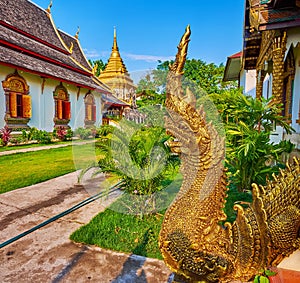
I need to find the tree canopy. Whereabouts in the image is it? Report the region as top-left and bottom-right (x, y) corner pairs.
(89, 59), (107, 77)
(136, 59), (237, 108)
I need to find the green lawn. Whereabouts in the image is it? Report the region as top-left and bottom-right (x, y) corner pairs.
(0, 142), (100, 194)
(70, 208), (165, 260)
(69, 175), (251, 260)
(0, 141), (253, 261)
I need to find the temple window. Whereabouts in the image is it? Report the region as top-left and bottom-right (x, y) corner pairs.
(53, 83), (71, 128)
(1, 71), (31, 129)
(84, 92), (96, 127)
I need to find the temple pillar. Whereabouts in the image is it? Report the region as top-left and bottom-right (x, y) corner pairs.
(271, 32), (287, 105)
(256, 70), (266, 100)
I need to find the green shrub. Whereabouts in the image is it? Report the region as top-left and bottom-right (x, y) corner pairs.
(210, 90), (295, 191)
(74, 127), (92, 140)
(22, 127), (52, 144)
(92, 121), (180, 215)
(53, 127), (72, 141)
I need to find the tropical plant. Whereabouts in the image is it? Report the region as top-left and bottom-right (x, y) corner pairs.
(22, 127), (38, 142)
(21, 127), (53, 144)
(74, 127), (92, 140)
(93, 122), (180, 215)
(0, 125), (12, 146)
(53, 126), (72, 141)
(226, 122), (294, 190)
(35, 130), (52, 144)
(210, 89), (295, 191)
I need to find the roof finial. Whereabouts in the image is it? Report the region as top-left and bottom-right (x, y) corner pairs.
(75, 26), (80, 39)
(46, 0), (52, 13)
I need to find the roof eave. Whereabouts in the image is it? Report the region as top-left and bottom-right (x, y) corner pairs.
(223, 54), (242, 82)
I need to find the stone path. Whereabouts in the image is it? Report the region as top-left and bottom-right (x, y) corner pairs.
(0, 171), (172, 283)
(0, 140), (94, 156)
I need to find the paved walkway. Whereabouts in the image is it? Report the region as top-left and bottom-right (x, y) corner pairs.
(0, 171), (172, 283)
(0, 144), (299, 282)
(0, 140), (94, 156)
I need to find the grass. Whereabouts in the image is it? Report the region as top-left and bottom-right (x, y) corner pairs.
(0, 142), (100, 194)
(70, 208), (165, 260)
(0, 139), (253, 260)
(70, 179), (252, 260)
(0, 140), (70, 152)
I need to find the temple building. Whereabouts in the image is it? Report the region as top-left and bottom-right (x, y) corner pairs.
(224, 0), (300, 149)
(0, 0), (111, 131)
(99, 28), (136, 103)
(99, 29), (145, 124)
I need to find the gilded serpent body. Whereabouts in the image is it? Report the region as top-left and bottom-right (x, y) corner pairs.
(159, 26), (300, 283)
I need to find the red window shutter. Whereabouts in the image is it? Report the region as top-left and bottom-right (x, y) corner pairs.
(92, 105), (96, 121)
(10, 92), (17, 118)
(57, 100), (63, 119)
(86, 105), (92, 121)
(63, 101), (71, 120)
(22, 95), (32, 118)
(85, 104), (88, 120)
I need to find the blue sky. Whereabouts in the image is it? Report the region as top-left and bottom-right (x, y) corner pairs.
(33, 0), (245, 73)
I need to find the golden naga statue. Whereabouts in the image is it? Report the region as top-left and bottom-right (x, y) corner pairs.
(159, 26), (300, 283)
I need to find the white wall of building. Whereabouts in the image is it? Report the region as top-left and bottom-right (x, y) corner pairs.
(285, 42), (300, 149)
(0, 65), (103, 132)
(0, 65), (9, 129)
(262, 73), (272, 100)
(291, 46), (300, 134)
(240, 69), (256, 97)
(239, 32), (300, 148)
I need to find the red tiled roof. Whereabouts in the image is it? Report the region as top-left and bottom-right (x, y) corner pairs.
(228, 51), (242, 59)
(0, 0), (110, 94)
(0, 0), (67, 52)
(0, 45), (107, 92)
(0, 25), (82, 72)
(58, 30), (92, 71)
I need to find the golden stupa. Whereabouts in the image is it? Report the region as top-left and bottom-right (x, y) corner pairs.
(98, 28), (136, 103)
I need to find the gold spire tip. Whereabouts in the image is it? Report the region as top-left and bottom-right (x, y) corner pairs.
(113, 26), (118, 51)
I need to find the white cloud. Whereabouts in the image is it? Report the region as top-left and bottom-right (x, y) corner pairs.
(83, 49), (109, 59)
(124, 53), (174, 63)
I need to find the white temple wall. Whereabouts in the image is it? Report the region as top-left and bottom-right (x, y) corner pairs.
(0, 65), (103, 132)
(0, 65), (9, 129)
(239, 69), (256, 97)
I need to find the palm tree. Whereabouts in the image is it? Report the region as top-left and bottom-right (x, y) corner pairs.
(95, 121), (180, 215)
